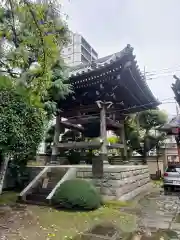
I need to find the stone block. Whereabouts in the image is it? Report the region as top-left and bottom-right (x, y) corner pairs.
(77, 165), (150, 201)
(171, 223), (180, 231)
(100, 187), (117, 196)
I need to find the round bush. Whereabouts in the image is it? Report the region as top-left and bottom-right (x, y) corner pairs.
(52, 179), (102, 210)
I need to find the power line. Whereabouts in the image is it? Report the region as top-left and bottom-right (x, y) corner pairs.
(145, 64), (180, 74)
(146, 72), (180, 81)
(143, 65), (180, 81)
(160, 97), (175, 101)
(146, 68), (180, 76)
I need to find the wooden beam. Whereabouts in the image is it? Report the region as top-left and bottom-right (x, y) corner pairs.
(107, 143), (124, 149)
(67, 116), (99, 124)
(57, 141), (103, 149)
(66, 116), (123, 129)
(61, 121), (84, 132)
(106, 118), (123, 129)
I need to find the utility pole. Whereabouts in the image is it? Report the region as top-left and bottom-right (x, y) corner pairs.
(176, 103), (179, 116)
(144, 66), (146, 80)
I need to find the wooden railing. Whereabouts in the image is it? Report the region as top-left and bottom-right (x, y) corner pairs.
(19, 166), (49, 201)
(46, 167), (77, 200)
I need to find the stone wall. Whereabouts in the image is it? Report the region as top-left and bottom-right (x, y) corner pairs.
(35, 154), (165, 175)
(76, 165), (150, 201)
(3, 166), (43, 190)
(4, 165), (151, 201)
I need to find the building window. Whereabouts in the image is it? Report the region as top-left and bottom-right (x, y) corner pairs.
(81, 55), (89, 64)
(68, 47), (71, 52)
(81, 37), (91, 52)
(81, 45), (91, 61)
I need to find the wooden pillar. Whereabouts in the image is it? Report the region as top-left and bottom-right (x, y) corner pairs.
(92, 101), (110, 178)
(120, 120), (127, 160)
(51, 111), (61, 163)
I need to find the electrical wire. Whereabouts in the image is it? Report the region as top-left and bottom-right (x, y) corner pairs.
(145, 65), (180, 73)
(61, 65), (180, 120)
(146, 69), (180, 77)
(146, 72), (180, 81)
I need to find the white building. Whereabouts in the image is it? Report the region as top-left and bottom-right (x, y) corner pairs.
(62, 32), (98, 66)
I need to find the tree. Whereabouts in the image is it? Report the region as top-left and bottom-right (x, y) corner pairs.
(0, 0), (72, 117)
(0, 0), (72, 190)
(0, 76), (45, 192)
(124, 109), (167, 163)
(172, 75), (180, 105)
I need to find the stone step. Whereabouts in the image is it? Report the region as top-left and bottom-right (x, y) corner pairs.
(35, 188), (52, 195)
(25, 199), (49, 206)
(26, 193), (49, 203)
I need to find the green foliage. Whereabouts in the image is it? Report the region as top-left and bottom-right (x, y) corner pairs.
(107, 136), (119, 144)
(0, 192), (18, 205)
(0, 76), (45, 161)
(124, 110), (168, 159)
(53, 179), (102, 210)
(7, 161), (30, 190)
(172, 76), (180, 104)
(0, 0), (72, 118)
(138, 109), (167, 130)
(0, 0), (72, 189)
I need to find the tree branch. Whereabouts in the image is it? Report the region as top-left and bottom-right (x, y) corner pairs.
(0, 60), (18, 78)
(8, 0), (19, 48)
(23, 0), (46, 76)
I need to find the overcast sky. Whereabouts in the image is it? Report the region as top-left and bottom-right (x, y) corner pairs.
(62, 0), (180, 116)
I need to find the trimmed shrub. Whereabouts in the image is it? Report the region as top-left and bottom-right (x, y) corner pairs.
(52, 179), (102, 210)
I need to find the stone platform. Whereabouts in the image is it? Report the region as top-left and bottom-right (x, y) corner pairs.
(76, 165), (150, 201)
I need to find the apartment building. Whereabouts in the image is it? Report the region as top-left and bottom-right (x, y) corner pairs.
(62, 32), (98, 66)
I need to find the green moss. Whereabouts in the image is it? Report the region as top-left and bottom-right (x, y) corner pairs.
(31, 204), (137, 240)
(0, 192), (18, 205)
(103, 200), (133, 209)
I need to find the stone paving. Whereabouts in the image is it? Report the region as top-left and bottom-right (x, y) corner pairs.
(78, 189), (180, 239)
(123, 190), (180, 239)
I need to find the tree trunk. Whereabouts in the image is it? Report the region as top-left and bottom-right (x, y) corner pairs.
(143, 130), (149, 164)
(51, 112), (61, 163)
(156, 145), (161, 178)
(0, 155), (9, 194)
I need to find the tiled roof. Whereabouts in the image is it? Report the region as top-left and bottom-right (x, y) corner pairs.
(68, 44), (133, 77)
(161, 115), (180, 130)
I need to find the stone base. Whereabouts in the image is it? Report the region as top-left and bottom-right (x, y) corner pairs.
(118, 182), (152, 201)
(76, 165), (150, 201)
(92, 154), (106, 178)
